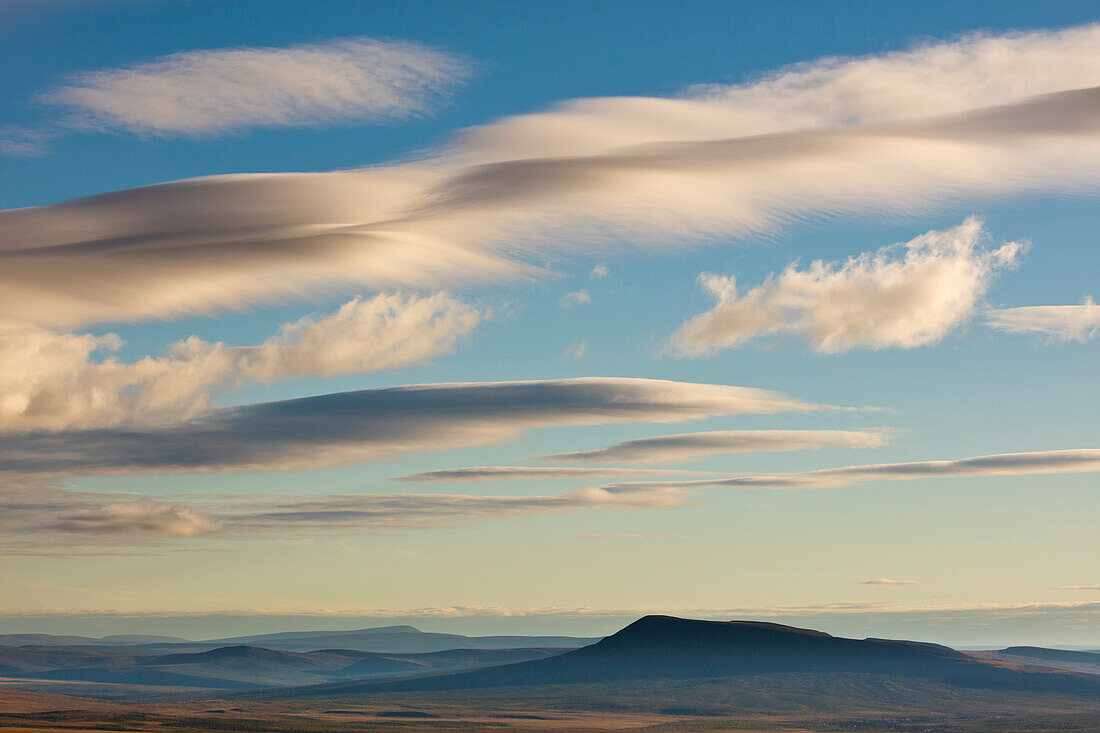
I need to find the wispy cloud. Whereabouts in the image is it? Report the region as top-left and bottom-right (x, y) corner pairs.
(562, 341), (586, 360)
(3, 26), (1099, 327)
(986, 297), (1100, 342)
(0, 292), (483, 431)
(1053, 585), (1100, 591)
(395, 466), (713, 482)
(0, 125), (52, 157)
(1, 483), (689, 545)
(0, 378), (826, 476)
(214, 485), (686, 536)
(861, 578), (922, 586)
(595, 449), (1100, 491)
(671, 219), (1022, 354)
(49, 499), (221, 537)
(40, 36), (467, 136)
(560, 290), (591, 308)
(537, 428), (893, 464)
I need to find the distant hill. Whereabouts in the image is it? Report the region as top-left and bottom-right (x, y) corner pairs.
(0, 642), (567, 690)
(971, 646), (1100, 676)
(284, 615), (1100, 696)
(199, 626), (599, 653)
(0, 634), (188, 647)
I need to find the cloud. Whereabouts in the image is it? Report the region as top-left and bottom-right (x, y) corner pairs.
(1053, 585), (1100, 591)
(213, 485), (686, 535)
(563, 341), (586, 360)
(538, 428), (892, 464)
(861, 578), (922, 586)
(48, 499), (221, 536)
(0, 125), (51, 157)
(986, 297), (1100, 342)
(671, 219), (1022, 354)
(394, 466), (713, 482)
(590, 265), (609, 278)
(40, 37), (467, 135)
(0, 292), (483, 431)
(560, 290), (592, 307)
(0, 378), (826, 476)
(573, 534), (683, 540)
(595, 449), (1100, 492)
(3, 26), (1100, 328)
(0, 483), (688, 545)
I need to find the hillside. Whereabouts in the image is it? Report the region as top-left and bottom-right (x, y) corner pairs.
(282, 615), (1100, 696)
(971, 646), (1100, 676)
(0, 643), (566, 691)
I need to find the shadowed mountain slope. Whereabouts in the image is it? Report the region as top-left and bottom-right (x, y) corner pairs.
(282, 616), (1100, 696)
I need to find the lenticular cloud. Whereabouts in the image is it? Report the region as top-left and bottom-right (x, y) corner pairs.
(2, 25), (1099, 328)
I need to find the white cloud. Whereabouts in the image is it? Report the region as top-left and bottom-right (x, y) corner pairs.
(986, 297), (1100, 342)
(41, 37), (467, 135)
(0, 292), (483, 431)
(2, 26), (1099, 328)
(1053, 585), (1100, 591)
(538, 428), (892, 464)
(560, 290), (592, 308)
(861, 578), (922, 586)
(590, 265), (609, 278)
(0, 378), (829, 476)
(596, 449), (1100, 492)
(394, 466), (713, 482)
(563, 341), (586, 360)
(672, 219), (1022, 354)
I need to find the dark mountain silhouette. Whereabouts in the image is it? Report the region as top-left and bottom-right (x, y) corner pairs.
(286, 616), (1100, 696)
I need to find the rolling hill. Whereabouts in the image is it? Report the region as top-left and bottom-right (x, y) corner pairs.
(0, 642), (567, 690)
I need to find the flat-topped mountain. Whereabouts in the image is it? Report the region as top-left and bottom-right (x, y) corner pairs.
(199, 626), (598, 653)
(290, 615), (1100, 696)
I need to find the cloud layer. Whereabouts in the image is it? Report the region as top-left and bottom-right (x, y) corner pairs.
(0, 292), (482, 431)
(1, 483), (687, 545)
(41, 37), (467, 135)
(0, 378), (824, 476)
(596, 449), (1100, 491)
(3, 26), (1099, 327)
(672, 219), (1021, 354)
(537, 428), (892, 464)
(395, 466), (714, 482)
(986, 298), (1100, 342)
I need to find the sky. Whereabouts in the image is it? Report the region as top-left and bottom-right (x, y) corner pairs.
(1, 0), (1099, 646)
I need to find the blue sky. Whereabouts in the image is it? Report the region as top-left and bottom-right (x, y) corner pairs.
(1, 0), (1099, 644)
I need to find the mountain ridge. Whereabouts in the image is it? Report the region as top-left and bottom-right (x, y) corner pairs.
(271, 615), (1100, 697)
